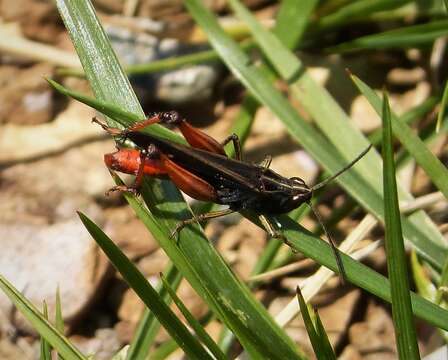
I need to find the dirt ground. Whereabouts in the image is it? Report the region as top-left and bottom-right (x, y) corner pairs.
(0, 1), (447, 359)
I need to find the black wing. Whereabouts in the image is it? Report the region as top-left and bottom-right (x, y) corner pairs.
(127, 132), (263, 192)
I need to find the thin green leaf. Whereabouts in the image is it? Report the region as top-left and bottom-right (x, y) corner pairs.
(314, 311), (337, 360)
(312, 0), (411, 32)
(160, 275), (226, 360)
(382, 93), (420, 359)
(57, 42), (256, 78)
(368, 95), (439, 146)
(411, 251), (436, 301)
(296, 287), (336, 360)
(126, 264), (182, 360)
(436, 258), (448, 305)
(40, 302), (52, 360)
(436, 80), (448, 132)
(227, 0), (300, 81)
(0, 275), (86, 359)
(55, 287), (64, 333)
(273, 0), (318, 49)
(55, 0), (141, 117)
(147, 339), (178, 360)
(55, 287), (65, 360)
(246, 211), (448, 331)
(351, 75), (448, 202)
(329, 20), (448, 53)
(77, 212), (214, 360)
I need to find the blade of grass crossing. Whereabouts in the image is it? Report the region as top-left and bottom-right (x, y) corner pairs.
(55, 0), (142, 118)
(40, 302), (52, 360)
(382, 93), (420, 359)
(351, 75), (448, 202)
(77, 212), (214, 360)
(312, 0), (411, 32)
(272, 0), (318, 49)
(0, 275), (87, 359)
(147, 339), (178, 360)
(368, 95), (439, 146)
(55, 287), (64, 333)
(126, 264), (182, 360)
(411, 251), (436, 301)
(328, 20), (448, 53)
(436, 258), (448, 305)
(228, 0), (301, 82)
(160, 275), (226, 360)
(55, 287), (65, 360)
(296, 287), (336, 360)
(436, 81), (448, 132)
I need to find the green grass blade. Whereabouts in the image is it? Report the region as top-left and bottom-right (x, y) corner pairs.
(228, 0), (301, 82)
(436, 80), (448, 132)
(55, 287), (64, 334)
(296, 287), (336, 360)
(126, 264), (182, 360)
(186, 0), (447, 269)
(329, 20), (448, 53)
(77, 212), (214, 360)
(382, 93), (420, 359)
(57, 41), (256, 78)
(40, 302), (52, 360)
(55, 287), (65, 360)
(411, 251), (436, 301)
(313, 0), (411, 32)
(55, 0), (141, 116)
(436, 258), (448, 305)
(262, 213), (448, 331)
(351, 75), (448, 201)
(368, 95), (439, 146)
(314, 312), (337, 360)
(160, 275), (226, 360)
(147, 339), (178, 360)
(272, 0), (318, 49)
(0, 275), (87, 359)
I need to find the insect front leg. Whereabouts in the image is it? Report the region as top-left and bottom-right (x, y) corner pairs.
(258, 214), (296, 251)
(221, 133), (243, 160)
(159, 111), (230, 156)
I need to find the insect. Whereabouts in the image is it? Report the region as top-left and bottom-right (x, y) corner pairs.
(94, 111), (371, 280)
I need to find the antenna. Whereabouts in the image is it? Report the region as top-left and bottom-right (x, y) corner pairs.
(309, 203), (347, 283)
(311, 144), (372, 192)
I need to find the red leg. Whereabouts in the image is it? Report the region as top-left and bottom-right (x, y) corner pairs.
(149, 111), (227, 156)
(124, 114), (162, 132)
(160, 153), (218, 202)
